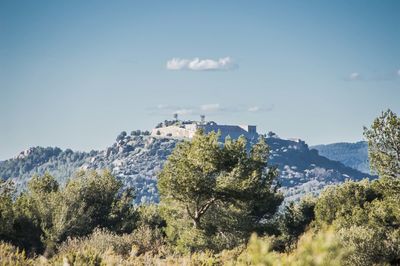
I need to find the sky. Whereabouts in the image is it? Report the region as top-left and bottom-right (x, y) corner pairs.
(1, 0), (400, 160)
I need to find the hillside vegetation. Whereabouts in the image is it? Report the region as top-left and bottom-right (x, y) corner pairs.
(0, 132), (372, 204)
(311, 141), (370, 174)
(0, 109), (398, 265)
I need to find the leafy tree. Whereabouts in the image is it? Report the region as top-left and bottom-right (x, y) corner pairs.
(278, 196), (316, 250)
(0, 180), (15, 242)
(314, 178), (400, 265)
(158, 131), (283, 252)
(116, 131), (127, 142)
(136, 204), (166, 230)
(0, 171), (138, 256)
(49, 170), (136, 244)
(314, 179), (379, 227)
(364, 109), (400, 178)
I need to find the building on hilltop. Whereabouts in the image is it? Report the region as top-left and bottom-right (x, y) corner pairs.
(151, 115), (258, 140)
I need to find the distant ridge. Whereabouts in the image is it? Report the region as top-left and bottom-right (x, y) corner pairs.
(311, 141), (370, 174)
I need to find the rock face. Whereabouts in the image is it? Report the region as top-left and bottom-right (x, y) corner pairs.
(82, 135), (177, 203)
(267, 138), (373, 201)
(0, 132), (373, 204)
(0, 147), (97, 189)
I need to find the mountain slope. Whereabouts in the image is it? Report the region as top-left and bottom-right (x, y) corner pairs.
(311, 141), (370, 174)
(0, 147), (97, 187)
(0, 133), (373, 203)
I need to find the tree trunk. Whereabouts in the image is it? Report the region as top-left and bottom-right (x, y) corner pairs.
(193, 218), (200, 229)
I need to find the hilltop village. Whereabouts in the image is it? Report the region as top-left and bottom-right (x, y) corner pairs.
(151, 115), (258, 141)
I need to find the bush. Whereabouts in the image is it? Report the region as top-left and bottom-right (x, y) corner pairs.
(51, 247), (103, 266)
(277, 195), (316, 250)
(237, 228), (350, 266)
(57, 225), (165, 258)
(58, 228), (135, 257)
(314, 177), (400, 265)
(0, 241), (34, 266)
(136, 204), (166, 230)
(0, 171), (137, 256)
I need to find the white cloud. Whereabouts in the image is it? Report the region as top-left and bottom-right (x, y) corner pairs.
(349, 72), (361, 80)
(166, 57), (235, 71)
(157, 104), (169, 109)
(174, 109), (193, 115)
(200, 103), (221, 112)
(166, 58), (190, 70)
(248, 106), (261, 112)
(247, 105), (274, 113)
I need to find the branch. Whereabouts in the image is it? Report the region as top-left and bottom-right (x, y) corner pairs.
(197, 197), (216, 217)
(186, 205), (195, 221)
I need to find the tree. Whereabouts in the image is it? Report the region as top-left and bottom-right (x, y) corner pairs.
(278, 196), (316, 250)
(364, 109), (400, 179)
(158, 131), (283, 252)
(4, 171), (137, 256)
(0, 179), (15, 242)
(50, 170), (136, 243)
(314, 178), (400, 265)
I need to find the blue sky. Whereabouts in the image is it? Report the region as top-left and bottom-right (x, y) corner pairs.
(1, 0), (399, 160)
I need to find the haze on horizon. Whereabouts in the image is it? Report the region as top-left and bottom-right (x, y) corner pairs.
(1, 0), (399, 160)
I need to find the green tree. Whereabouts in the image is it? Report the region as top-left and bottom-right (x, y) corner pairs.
(278, 196), (316, 250)
(50, 170), (136, 244)
(314, 178), (400, 265)
(158, 131), (283, 252)
(364, 109), (400, 179)
(0, 179), (15, 242)
(6, 171), (137, 256)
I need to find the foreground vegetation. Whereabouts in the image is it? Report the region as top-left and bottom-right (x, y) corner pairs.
(0, 109), (399, 265)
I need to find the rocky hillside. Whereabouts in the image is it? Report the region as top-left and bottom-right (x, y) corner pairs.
(311, 141), (370, 174)
(0, 147), (97, 187)
(0, 131), (373, 203)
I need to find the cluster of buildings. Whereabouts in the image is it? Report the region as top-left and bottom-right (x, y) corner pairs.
(151, 115), (258, 140)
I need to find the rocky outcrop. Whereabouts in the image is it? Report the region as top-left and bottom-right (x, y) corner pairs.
(1, 131), (373, 204)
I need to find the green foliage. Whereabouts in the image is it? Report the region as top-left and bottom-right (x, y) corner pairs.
(0, 180), (15, 242)
(0, 147), (94, 185)
(136, 204), (166, 230)
(0, 241), (34, 266)
(237, 228), (350, 266)
(0, 170), (138, 257)
(315, 177), (400, 265)
(314, 179), (379, 226)
(158, 131), (283, 252)
(57, 226), (164, 258)
(277, 196), (316, 250)
(2, 109), (400, 264)
(56, 247), (104, 266)
(50, 226), (166, 265)
(364, 109), (400, 178)
(46, 170), (136, 245)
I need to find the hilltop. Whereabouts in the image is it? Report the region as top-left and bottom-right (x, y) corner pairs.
(0, 124), (373, 203)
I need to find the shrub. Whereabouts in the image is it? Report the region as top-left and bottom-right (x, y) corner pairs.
(237, 228), (350, 266)
(0, 241), (34, 266)
(52, 247), (103, 266)
(314, 177), (400, 265)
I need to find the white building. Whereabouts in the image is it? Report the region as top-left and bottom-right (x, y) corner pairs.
(151, 119), (258, 140)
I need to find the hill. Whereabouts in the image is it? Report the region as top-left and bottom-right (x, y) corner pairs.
(311, 141), (370, 174)
(0, 132), (373, 203)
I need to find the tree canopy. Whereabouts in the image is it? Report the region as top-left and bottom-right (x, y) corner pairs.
(364, 109), (400, 179)
(158, 131), (283, 252)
